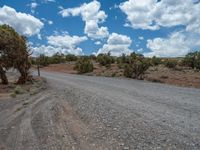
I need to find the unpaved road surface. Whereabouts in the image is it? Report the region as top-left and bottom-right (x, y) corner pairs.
(0, 71), (200, 150)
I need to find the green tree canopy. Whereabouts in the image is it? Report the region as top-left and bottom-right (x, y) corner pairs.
(0, 24), (31, 84)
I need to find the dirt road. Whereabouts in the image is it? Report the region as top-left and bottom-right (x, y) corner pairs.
(0, 71), (200, 149)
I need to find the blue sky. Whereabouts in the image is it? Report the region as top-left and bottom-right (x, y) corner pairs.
(0, 0), (200, 57)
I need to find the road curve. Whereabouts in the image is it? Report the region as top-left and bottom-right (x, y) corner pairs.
(0, 71), (200, 150)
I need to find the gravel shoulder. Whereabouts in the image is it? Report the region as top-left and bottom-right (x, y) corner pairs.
(0, 71), (200, 149)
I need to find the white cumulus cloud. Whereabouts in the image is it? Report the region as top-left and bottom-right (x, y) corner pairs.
(32, 34), (88, 56)
(43, 0), (56, 3)
(59, 0), (109, 39)
(95, 41), (102, 45)
(47, 34), (87, 48)
(96, 33), (133, 56)
(0, 5), (44, 36)
(139, 36), (144, 40)
(119, 0), (200, 33)
(30, 2), (38, 13)
(48, 20), (53, 25)
(144, 31), (200, 57)
(32, 45), (62, 57)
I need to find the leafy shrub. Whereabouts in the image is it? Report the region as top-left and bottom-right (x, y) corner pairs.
(50, 53), (65, 64)
(124, 64), (133, 78)
(74, 58), (93, 74)
(65, 54), (78, 62)
(37, 54), (50, 67)
(164, 60), (177, 68)
(151, 56), (161, 66)
(183, 51), (200, 69)
(14, 86), (25, 94)
(10, 93), (17, 98)
(35, 53), (66, 66)
(89, 55), (97, 61)
(124, 53), (150, 79)
(117, 54), (130, 64)
(97, 53), (115, 68)
(111, 72), (116, 77)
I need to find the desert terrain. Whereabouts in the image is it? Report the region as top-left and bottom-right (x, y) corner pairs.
(0, 71), (200, 149)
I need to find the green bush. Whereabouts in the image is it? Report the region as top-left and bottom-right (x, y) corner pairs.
(65, 54), (78, 62)
(74, 58), (93, 74)
(164, 60), (177, 68)
(97, 53), (115, 68)
(124, 64), (133, 78)
(117, 54), (130, 64)
(50, 53), (65, 64)
(36, 54), (50, 67)
(151, 56), (161, 66)
(124, 53), (150, 79)
(89, 55), (97, 61)
(183, 51), (200, 69)
(10, 93), (17, 98)
(14, 86), (25, 94)
(35, 53), (66, 66)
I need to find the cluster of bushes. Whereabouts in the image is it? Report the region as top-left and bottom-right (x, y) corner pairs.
(66, 54), (78, 62)
(183, 51), (200, 69)
(74, 57), (93, 74)
(121, 53), (150, 79)
(148, 52), (200, 70)
(150, 56), (162, 66)
(97, 53), (115, 68)
(163, 59), (177, 68)
(31, 50), (200, 78)
(31, 53), (78, 67)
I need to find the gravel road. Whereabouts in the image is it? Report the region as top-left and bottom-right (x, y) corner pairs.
(0, 71), (200, 150)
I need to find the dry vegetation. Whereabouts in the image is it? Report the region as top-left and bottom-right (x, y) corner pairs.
(0, 71), (46, 99)
(39, 63), (200, 88)
(36, 52), (200, 88)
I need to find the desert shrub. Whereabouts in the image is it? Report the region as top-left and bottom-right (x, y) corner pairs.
(164, 60), (177, 68)
(97, 53), (115, 68)
(74, 58), (93, 74)
(183, 51), (200, 69)
(117, 54), (130, 64)
(117, 63), (124, 69)
(14, 86), (25, 94)
(30, 58), (37, 65)
(65, 54), (78, 62)
(111, 72), (116, 77)
(48, 53), (65, 64)
(34, 53), (66, 65)
(124, 53), (150, 79)
(10, 93), (17, 98)
(151, 56), (161, 66)
(37, 54), (50, 67)
(124, 64), (133, 78)
(89, 55), (97, 61)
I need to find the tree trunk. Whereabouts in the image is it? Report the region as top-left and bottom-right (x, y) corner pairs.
(17, 68), (28, 84)
(0, 65), (8, 85)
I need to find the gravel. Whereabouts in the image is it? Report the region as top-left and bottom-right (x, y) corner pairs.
(0, 71), (200, 150)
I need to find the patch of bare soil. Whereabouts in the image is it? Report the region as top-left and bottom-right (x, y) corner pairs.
(40, 63), (77, 74)
(144, 65), (200, 88)
(0, 85), (14, 99)
(89, 63), (124, 77)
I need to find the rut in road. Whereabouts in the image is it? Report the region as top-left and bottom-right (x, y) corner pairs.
(0, 90), (113, 150)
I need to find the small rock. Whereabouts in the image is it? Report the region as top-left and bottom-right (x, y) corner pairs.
(123, 146), (129, 150)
